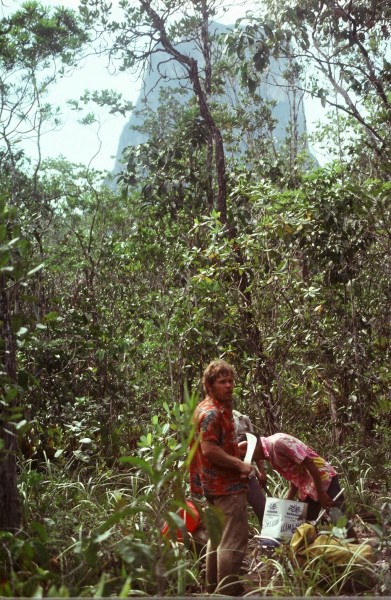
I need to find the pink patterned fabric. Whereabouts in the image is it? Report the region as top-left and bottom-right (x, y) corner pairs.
(260, 433), (337, 501)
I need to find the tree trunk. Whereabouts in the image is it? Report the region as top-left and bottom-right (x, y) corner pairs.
(318, 374), (343, 445)
(0, 274), (22, 531)
(138, 0), (228, 222)
(248, 326), (279, 434)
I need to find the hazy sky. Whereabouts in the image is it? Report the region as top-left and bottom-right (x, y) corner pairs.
(3, 0), (325, 172)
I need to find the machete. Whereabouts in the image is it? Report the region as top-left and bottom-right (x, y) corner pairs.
(314, 487), (345, 524)
(244, 432), (258, 464)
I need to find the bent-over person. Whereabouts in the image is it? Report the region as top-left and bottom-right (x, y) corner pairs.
(244, 432), (357, 538)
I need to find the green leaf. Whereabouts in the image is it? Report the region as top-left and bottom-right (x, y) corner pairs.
(94, 505), (140, 535)
(93, 529), (113, 544)
(203, 505), (225, 548)
(16, 326), (28, 337)
(27, 263), (44, 276)
(119, 455), (154, 477)
(43, 311), (59, 322)
(0, 225), (7, 243)
(73, 450), (90, 462)
(31, 521), (48, 543)
(5, 237), (20, 249)
(15, 419), (33, 433)
(118, 577), (132, 597)
(17, 370), (29, 389)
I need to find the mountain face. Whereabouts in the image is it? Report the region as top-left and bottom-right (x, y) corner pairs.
(113, 24), (307, 176)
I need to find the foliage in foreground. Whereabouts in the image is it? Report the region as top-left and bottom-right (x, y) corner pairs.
(0, 414), (390, 597)
(0, 395), (199, 597)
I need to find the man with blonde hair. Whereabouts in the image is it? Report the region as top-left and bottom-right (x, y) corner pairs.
(190, 359), (252, 596)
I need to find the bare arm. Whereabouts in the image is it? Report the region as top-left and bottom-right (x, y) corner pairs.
(286, 482), (298, 500)
(302, 457), (334, 509)
(201, 440), (253, 479)
(254, 459), (267, 486)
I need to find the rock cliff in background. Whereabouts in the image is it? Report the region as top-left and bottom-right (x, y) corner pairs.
(113, 24), (307, 176)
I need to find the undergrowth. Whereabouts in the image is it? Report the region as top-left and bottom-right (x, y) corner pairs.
(1, 396), (390, 597)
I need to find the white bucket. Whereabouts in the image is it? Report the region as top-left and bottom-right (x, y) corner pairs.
(260, 497), (308, 542)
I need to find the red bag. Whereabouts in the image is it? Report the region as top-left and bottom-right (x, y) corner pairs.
(161, 500), (200, 541)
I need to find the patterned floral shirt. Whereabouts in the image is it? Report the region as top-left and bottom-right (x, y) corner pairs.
(260, 433), (337, 501)
(190, 396), (247, 498)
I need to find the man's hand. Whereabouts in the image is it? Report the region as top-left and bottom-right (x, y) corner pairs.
(202, 440), (253, 479)
(238, 441), (267, 482)
(238, 461), (253, 480)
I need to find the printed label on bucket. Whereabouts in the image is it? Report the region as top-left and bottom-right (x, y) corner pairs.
(260, 497), (308, 541)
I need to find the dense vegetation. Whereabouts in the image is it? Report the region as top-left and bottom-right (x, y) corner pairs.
(0, 0), (390, 596)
